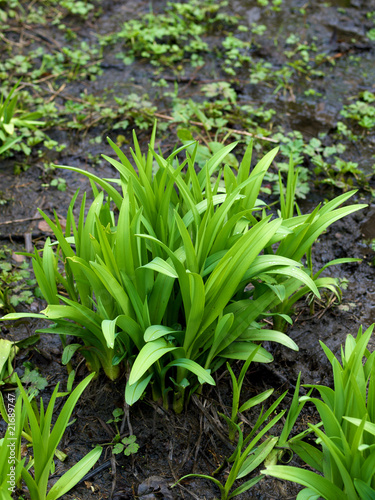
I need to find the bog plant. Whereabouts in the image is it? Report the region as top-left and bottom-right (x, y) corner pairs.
(226, 346), (274, 442)
(175, 395), (287, 499)
(0, 373), (102, 500)
(174, 354), (309, 499)
(264, 324), (375, 499)
(2, 125), (365, 412)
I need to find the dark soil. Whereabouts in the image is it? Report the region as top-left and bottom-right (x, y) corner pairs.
(1, 0), (375, 499)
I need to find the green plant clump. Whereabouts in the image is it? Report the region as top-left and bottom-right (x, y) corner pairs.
(101, 0), (237, 70)
(340, 91), (375, 130)
(0, 373), (101, 500)
(1, 125), (365, 412)
(264, 324), (375, 499)
(174, 349), (308, 499)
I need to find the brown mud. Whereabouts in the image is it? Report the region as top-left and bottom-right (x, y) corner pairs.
(1, 0), (375, 499)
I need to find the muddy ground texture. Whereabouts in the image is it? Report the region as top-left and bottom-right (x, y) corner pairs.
(1, 0), (375, 499)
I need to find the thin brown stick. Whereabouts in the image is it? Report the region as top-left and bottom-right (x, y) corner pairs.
(0, 32), (24, 47)
(24, 232), (33, 253)
(153, 112), (278, 143)
(317, 293), (338, 319)
(18, 74), (64, 91)
(46, 81), (67, 104)
(0, 216), (44, 226)
(110, 455), (117, 498)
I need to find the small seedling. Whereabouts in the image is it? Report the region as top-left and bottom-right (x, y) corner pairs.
(0, 247), (36, 312)
(106, 407), (124, 425)
(21, 363), (48, 397)
(113, 435), (139, 457)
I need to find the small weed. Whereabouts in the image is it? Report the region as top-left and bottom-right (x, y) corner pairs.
(50, 177), (67, 191)
(340, 91), (375, 130)
(113, 435), (139, 456)
(0, 83), (44, 157)
(60, 0), (94, 18)
(101, 0), (235, 71)
(21, 362), (48, 397)
(0, 246), (36, 312)
(0, 0), (372, 195)
(106, 407), (124, 425)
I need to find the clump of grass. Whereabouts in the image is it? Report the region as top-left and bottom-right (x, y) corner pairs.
(2, 125), (365, 411)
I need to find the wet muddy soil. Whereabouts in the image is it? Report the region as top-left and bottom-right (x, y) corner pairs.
(1, 0), (375, 499)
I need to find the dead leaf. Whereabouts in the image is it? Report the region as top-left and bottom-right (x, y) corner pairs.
(38, 220), (53, 233)
(12, 252), (25, 263)
(38, 216), (66, 233)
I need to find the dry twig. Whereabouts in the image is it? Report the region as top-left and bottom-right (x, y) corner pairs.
(153, 112), (278, 143)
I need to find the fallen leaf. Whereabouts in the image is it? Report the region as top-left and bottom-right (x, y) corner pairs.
(38, 220), (53, 233)
(38, 216), (66, 233)
(12, 252), (25, 263)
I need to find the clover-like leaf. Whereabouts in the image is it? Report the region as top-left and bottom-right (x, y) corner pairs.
(112, 443), (124, 455)
(122, 435), (139, 456)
